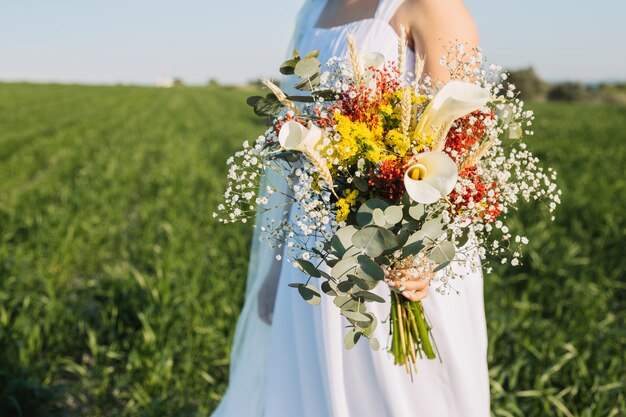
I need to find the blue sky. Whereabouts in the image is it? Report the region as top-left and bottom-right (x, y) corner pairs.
(1, 1), (624, 85)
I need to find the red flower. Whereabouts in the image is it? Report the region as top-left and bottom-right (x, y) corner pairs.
(368, 157), (408, 202)
(449, 166), (502, 222)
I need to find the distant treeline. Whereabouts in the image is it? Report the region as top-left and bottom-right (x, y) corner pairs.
(505, 67), (626, 104)
(206, 71), (626, 105)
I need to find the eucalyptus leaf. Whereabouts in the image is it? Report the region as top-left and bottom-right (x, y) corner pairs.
(408, 204), (427, 221)
(279, 58), (297, 75)
(294, 72), (321, 91)
(286, 95), (315, 103)
(373, 208), (386, 227)
(321, 281), (337, 296)
(295, 57), (322, 79)
(415, 217), (446, 242)
(332, 256), (359, 279)
(298, 284), (321, 305)
(384, 205), (403, 225)
(369, 338), (380, 351)
(247, 93), (283, 117)
(333, 294), (352, 308)
(337, 280), (355, 293)
(352, 176), (370, 192)
(352, 226), (399, 257)
(361, 313), (378, 337)
(356, 199), (390, 227)
(402, 232), (425, 258)
(347, 274), (378, 290)
(330, 225), (358, 256)
(433, 260), (451, 272)
(344, 329), (361, 350)
(312, 89), (339, 101)
(296, 259), (321, 278)
(303, 49), (320, 59)
(353, 291), (385, 303)
(356, 255), (385, 281)
(342, 310), (370, 322)
(430, 240), (456, 264)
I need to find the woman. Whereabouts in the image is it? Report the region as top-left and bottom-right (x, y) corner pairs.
(213, 1), (489, 416)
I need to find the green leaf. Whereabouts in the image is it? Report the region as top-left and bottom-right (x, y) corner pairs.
(347, 274), (378, 290)
(384, 205), (403, 225)
(312, 89), (338, 101)
(342, 310), (370, 322)
(433, 260), (451, 272)
(352, 176), (369, 192)
(303, 49), (320, 59)
(286, 95), (315, 103)
(295, 57), (321, 78)
(373, 208), (386, 227)
(415, 217), (446, 242)
(279, 58), (298, 75)
(332, 256), (358, 279)
(353, 291), (385, 303)
(294, 72), (321, 91)
(361, 313), (378, 337)
(402, 232), (425, 258)
(352, 226), (399, 257)
(296, 259), (321, 278)
(247, 93), (283, 117)
(337, 280), (355, 293)
(356, 199), (389, 227)
(352, 226), (384, 257)
(321, 281), (337, 296)
(330, 225), (358, 257)
(430, 241), (456, 264)
(356, 255), (385, 281)
(297, 284), (321, 305)
(408, 204), (427, 221)
(344, 329), (361, 350)
(369, 338), (380, 351)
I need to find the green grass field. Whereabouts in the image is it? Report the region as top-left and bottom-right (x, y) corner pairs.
(0, 83), (624, 417)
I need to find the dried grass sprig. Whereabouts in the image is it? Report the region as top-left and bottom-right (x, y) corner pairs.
(401, 87), (412, 137)
(347, 33), (363, 87)
(397, 25), (408, 80)
(461, 135), (497, 170)
(303, 149), (338, 199)
(261, 78), (300, 115)
(414, 54), (426, 83)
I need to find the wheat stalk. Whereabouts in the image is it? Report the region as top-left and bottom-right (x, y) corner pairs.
(414, 54), (426, 83)
(401, 87), (412, 137)
(347, 33), (363, 87)
(261, 78), (300, 115)
(303, 149), (338, 198)
(461, 135), (496, 170)
(398, 25), (408, 79)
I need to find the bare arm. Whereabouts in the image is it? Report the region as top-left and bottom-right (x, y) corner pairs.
(393, 0), (480, 83)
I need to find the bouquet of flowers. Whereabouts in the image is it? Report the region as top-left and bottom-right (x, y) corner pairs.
(214, 35), (560, 375)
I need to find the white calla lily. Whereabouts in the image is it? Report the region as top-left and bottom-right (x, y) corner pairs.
(278, 121), (322, 152)
(416, 81), (491, 149)
(404, 151), (458, 204)
(361, 52), (385, 70)
(360, 52), (385, 95)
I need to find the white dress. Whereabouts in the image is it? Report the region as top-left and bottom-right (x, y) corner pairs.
(212, 1), (490, 416)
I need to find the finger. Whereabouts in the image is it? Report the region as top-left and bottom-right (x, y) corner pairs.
(402, 288), (428, 301)
(398, 279), (429, 291)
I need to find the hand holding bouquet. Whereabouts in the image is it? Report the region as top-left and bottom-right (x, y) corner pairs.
(215, 36), (560, 376)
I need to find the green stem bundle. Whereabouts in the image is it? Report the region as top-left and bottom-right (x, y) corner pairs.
(389, 291), (437, 376)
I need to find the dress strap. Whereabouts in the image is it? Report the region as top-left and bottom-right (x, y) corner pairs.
(375, 0), (406, 23)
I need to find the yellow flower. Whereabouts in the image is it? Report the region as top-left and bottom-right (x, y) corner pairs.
(330, 113), (387, 165)
(335, 189), (360, 222)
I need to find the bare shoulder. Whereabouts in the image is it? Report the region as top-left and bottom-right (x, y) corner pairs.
(392, 0), (479, 81)
(393, 0), (479, 47)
